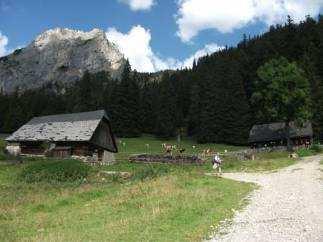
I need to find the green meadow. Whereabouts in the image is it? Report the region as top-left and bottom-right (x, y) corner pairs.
(0, 136), (299, 241)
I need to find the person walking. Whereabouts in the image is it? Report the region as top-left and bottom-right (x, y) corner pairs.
(212, 153), (222, 174)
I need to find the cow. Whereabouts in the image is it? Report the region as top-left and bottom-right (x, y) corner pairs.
(162, 143), (177, 154)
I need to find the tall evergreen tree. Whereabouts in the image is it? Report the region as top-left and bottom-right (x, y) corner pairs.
(110, 61), (141, 137)
(139, 78), (158, 134)
(187, 82), (201, 136)
(219, 51), (252, 144)
(154, 72), (177, 138)
(3, 90), (25, 132)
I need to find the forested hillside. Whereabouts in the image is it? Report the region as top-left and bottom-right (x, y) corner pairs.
(0, 16), (322, 144)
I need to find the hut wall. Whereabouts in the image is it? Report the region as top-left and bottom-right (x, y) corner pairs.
(102, 150), (116, 164)
(90, 120), (117, 153)
(20, 142), (45, 155)
(291, 136), (312, 146)
(16, 141), (114, 164)
(72, 143), (91, 156)
(52, 148), (71, 158)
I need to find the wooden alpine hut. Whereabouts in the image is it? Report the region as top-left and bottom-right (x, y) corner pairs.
(5, 110), (118, 164)
(249, 121), (313, 148)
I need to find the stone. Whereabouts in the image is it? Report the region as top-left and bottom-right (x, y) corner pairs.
(0, 28), (126, 93)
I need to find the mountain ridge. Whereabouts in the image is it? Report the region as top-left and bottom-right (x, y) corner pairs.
(0, 28), (126, 93)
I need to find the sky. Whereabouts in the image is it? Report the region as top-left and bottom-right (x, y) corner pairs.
(0, 0), (322, 72)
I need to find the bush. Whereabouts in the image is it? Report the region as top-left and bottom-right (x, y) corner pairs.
(132, 165), (170, 181)
(20, 159), (91, 183)
(310, 144), (322, 153)
(296, 148), (315, 157)
(0, 139), (5, 151)
(297, 145), (322, 157)
(0, 139), (6, 161)
(0, 152), (6, 161)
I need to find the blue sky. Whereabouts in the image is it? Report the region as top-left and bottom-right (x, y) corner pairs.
(0, 0), (322, 72)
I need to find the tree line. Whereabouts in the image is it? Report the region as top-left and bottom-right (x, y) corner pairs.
(0, 16), (322, 144)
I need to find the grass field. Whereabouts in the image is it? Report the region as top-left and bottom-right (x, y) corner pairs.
(221, 151), (296, 172)
(113, 136), (296, 173)
(0, 136), (299, 241)
(0, 162), (255, 241)
(115, 135), (245, 161)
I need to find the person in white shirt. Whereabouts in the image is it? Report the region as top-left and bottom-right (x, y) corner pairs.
(212, 153), (222, 174)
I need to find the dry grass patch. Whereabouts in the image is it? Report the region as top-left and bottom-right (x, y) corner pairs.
(0, 164), (253, 242)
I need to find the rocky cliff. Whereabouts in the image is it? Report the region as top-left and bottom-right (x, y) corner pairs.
(0, 28), (126, 93)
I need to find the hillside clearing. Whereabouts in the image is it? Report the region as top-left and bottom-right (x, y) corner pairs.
(0, 136), (301, 241)
(0, 162), (254, 242)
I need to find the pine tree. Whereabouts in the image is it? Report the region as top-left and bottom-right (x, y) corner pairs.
(154, 72), (177, 138)
(139, 78), (158, 133)
(187, 82), (201, 136)
(75, 71), (93, 112)
(219, 51), (252, 144)
(195, 62), (220, 143)
(110, 61), (141, 137)
(0, 93), (8, 132)
(3, 90), (25, 132)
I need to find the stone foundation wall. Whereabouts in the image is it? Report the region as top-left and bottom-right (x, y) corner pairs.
(129, 154), (204, 165)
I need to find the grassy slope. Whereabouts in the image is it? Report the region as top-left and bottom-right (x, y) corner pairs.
(221, 151), (296, 172)
(0, 136), (298, 241)
(102, 152), (295, 175)
(0, 163), (254, 242)
(115, 135), (245, 161)
(115, 135), (295, 173)
(114, 136), (295, 172)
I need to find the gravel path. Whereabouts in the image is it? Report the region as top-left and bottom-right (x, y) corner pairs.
(211, 155), (323, 242)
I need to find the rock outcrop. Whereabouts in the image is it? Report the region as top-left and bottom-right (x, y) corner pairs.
(0, 28), (126, 93)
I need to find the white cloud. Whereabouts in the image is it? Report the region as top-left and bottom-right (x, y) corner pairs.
(106, 25), (223, 72)
(119, 0), (155, 11)
(181, 43), (224, 68)
(106, 25), (165, 72)
(176, 0), (323, 42)
(0, 32), (9, 57)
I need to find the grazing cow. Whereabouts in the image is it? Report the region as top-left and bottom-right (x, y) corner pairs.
(178, 148), (185, 154)
(162, 143), (173, 154)
(202, 149), (213, 157)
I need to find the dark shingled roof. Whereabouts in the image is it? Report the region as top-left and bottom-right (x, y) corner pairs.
(249, 121), (313, 143)
(28, 110), (108, 125)
(6, 110), (110, 142)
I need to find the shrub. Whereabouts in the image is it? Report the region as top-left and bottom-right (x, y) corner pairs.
(310, 144), (322, 153)
(132, 165), (170, 181)
(0, 139), (6, 161)
(0, 153), (6, 161)
(297, 145), (322, 157)
(296, 148), (315, 157)
(19, 159), (91, 183)
(0, 139), (5, 151)
(0, 152), (21, 162)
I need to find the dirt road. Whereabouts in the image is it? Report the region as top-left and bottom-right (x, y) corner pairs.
(211, 155), (323, 242)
